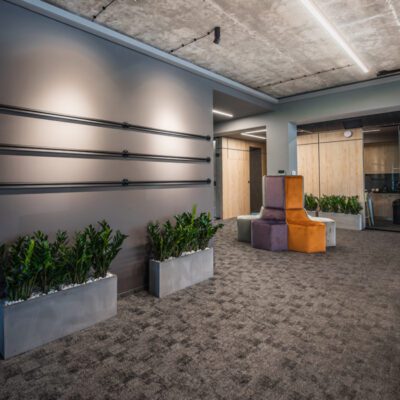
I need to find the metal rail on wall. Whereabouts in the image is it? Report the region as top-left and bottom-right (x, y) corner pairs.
(0, 104), (212, 194)
(0, 104), (212, 141)
(0, 143), (211, 163)
(0, 179), (212, 194)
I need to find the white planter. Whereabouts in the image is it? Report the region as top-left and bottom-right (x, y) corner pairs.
(0, 274), (117, 359)
(307, 211), (363, 231)
(149, 248), (214, 298)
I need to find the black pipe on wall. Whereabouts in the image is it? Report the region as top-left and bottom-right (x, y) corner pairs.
(0, 104), (212, 141)
(0, 179), (212, 194)
(0, 143), (211, 163)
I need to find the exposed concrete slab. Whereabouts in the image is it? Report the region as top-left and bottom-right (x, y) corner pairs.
(46, 0), (400, 97)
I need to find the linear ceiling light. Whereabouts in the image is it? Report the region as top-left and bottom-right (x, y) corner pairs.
(243, 129), (266, 134)
(362, 129), (381, 133)
(300, 0), (369, 73)
(241, 133), (266, 140)
(212, 109), (233, 118)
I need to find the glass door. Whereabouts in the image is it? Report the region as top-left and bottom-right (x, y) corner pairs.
(364, 124), (400, 232)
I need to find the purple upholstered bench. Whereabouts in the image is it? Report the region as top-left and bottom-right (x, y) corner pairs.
(251, 219), (288, 251)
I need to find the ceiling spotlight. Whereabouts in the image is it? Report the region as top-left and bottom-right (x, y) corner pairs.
(213, 26), (221, 44)
(241, 133), (266, 140)
(170, 26), (221, 53)
(300, 0), (369, 73)
(212, 109), (233, 118)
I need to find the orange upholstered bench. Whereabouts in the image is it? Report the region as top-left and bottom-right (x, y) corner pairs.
(285, 177), (326, 253)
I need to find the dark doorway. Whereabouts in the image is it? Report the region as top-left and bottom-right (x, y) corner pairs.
(249, 147), (262, 213)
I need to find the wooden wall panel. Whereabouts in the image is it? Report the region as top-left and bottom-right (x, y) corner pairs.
(319, 139), (364, 201)
(319, 129), (363, 142)
(218, 137), (266, 219)
(297, 128), (365, 221)
(297, 133), (319, 145)
(297, 143), (319, 196)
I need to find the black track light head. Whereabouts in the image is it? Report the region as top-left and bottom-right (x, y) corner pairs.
(213, 26), (221, 45)
(170, 26), (221, 53)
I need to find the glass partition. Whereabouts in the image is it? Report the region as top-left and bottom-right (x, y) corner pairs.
(364, 125), (400, 232)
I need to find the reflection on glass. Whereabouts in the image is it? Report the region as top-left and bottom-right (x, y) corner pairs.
(364, 125), (400, 231)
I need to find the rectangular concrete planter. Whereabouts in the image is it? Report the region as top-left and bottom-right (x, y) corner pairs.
(307, 211), (363, 231)
(149, 248), (214, 298)
(0, 274), (117, 359)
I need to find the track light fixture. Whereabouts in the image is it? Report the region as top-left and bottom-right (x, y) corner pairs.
(213, 27), (221, 44)
(170, 26), (221, 53)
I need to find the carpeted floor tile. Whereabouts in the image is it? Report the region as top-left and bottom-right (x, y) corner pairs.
(1, 219), (399, 400)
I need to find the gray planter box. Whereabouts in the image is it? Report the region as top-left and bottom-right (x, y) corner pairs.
(0, 274), (117, 359)
(149, 248), (214, 298)
(307, 211), (363, 231)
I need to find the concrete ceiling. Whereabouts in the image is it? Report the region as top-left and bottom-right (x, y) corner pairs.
(47, 0), (400, 98)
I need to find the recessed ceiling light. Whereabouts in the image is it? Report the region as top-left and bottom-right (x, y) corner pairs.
(241, 133), (266, 140)
(212, 109), (233, 118)
(300, 0), (369, 73)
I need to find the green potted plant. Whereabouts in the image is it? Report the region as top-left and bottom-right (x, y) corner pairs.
(305, 194), (363, 230)
(0, 221), (127, 359)
(85, 220), (128, 279)
(148, 205), (223, 298)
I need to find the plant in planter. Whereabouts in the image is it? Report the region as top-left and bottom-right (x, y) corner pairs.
(86, 220), (128, 278)
(174, 206), (198, 254)
(305, 194), (363, 230)
(32, 231), (61, 294)
(195, 210), (223, 250)
(317, 195), (330, 213)
(305, 193), (319, 211)
(3, 236), (37, 301)
(147, 206), (223, 298)
(50, 231), (71, 285)
(306, 194), (363, 215)
(1, 222), (128, 301)
(65, 229), (93, 285)
(344, 196), (363, 215)
(148, 205), (223, 262)
(0, 221), (127, 359)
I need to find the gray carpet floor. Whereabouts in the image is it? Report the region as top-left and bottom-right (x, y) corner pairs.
(1, 219), (400, 400)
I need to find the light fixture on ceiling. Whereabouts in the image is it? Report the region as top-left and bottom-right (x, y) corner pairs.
(241, 132), (266, 140)
(213, 26), (221, 44)
(170, 26), (221, 53)
(298, 128), (313, 133)
(300, 0), (369, 74)
(362, 129), (381, 133)
(243, 129), (266, 134)
(212, 109), (233, 118)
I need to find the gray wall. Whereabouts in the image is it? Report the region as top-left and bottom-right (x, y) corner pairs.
(215, 77), (400, 175)
(0, 1), (216, 293)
